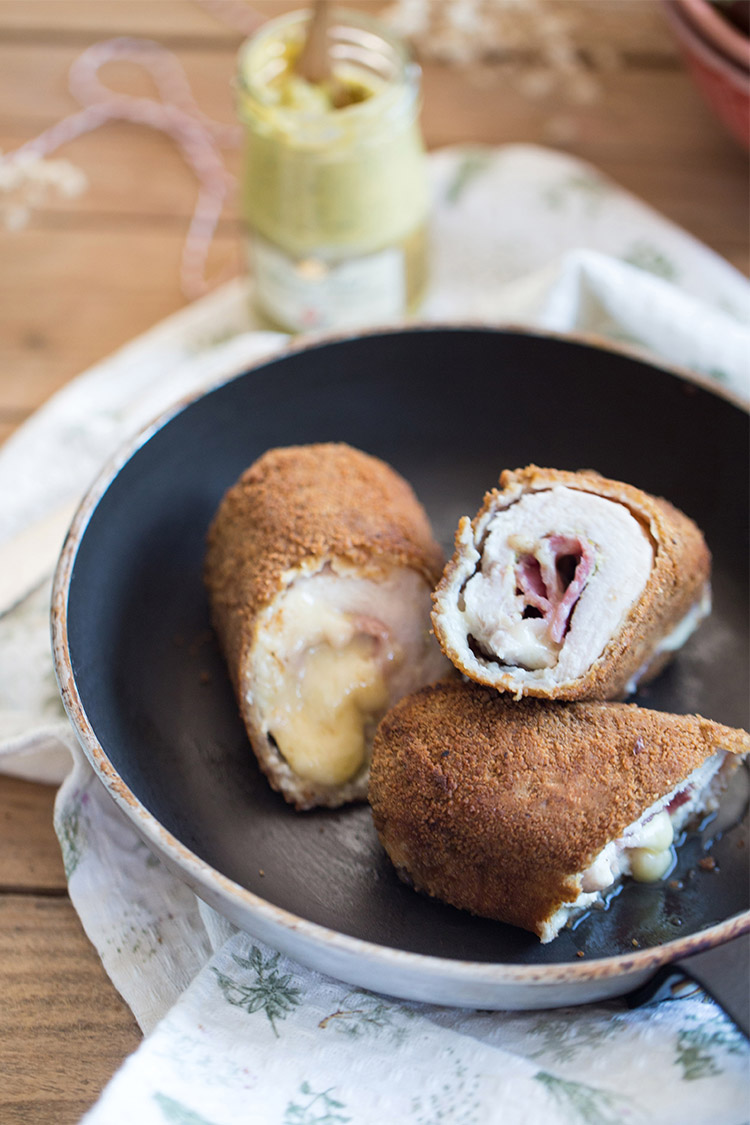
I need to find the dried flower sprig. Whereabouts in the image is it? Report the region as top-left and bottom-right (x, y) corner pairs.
(0, 152), (87, 232)
(1, 36), (248, 299)
(381, 0), (603, 104)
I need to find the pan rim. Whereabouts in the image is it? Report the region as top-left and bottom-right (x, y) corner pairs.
(50, 321), (750, 990)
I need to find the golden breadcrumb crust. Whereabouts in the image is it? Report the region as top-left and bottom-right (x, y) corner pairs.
(368, 678), (749, 939)
(431, 465), (711, 700)
(204, 443), (445, 809)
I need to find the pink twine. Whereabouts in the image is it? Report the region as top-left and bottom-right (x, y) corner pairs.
(194, 0), (265, 37)
(6, 31), (260, 299)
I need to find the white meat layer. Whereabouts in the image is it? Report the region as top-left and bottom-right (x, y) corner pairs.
(460, 487), (653, 684)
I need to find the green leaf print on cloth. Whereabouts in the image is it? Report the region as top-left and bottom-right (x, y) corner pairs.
(522, 1011), (629, 1065)
(283, 1082), (351, 1125)
(674, 1010), (747, 1081)
(444, 148), (494, 204)
(153, 1092), (221, 1125)
(542, 172), (612, 216)
(410, 1049), (483, 1125)
(318, 989), (418, 1044)
(622, 240), (679, 282)
(534, 1071), (646, 1124)
(212, 945), (301, 1036)
(54, 784), (90, 878)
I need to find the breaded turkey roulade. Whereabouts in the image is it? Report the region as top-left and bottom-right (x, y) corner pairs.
(369, 679), (749, 942)
(204, 443), (449, 810)
(431, 465), (711, 700)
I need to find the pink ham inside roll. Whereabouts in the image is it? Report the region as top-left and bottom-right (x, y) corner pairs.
(515, 534), (595, 645)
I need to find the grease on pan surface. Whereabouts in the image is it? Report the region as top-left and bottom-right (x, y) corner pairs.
(369, 679), (750, 942)
(204, 443), (450, 810)
(432, 465), (711, 700)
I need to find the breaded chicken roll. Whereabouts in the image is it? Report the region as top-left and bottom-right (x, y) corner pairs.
(432, 466), (711, 700)
(204, 443), (449, 810)
(369, 679), (749, 942)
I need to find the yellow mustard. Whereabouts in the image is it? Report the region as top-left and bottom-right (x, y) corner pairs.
(236, 8), (429, 332)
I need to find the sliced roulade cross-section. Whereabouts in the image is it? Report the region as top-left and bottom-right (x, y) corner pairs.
(204, 443), (449, 810)
(431, 465), (711, 700)
(368, 678), (749, 942)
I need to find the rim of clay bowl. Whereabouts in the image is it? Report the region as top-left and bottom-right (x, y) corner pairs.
(671, 0), (750, 70)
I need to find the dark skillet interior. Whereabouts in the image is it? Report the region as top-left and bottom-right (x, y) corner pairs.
(66, 327), (749, 964)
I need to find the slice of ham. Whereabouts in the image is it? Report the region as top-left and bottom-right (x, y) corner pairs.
(516, 535), (596, 645)
(665, 787), (693, 816)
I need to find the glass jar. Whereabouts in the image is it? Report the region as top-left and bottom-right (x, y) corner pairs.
(236, 8), (429, 333)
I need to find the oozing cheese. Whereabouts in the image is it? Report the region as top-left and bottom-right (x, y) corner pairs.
(269, 633), (390, 786)
(542, 752), (730, 942)
(582, 809), (675, 892)
(249, 565), (449, 788)
(628, 810), (675, 882)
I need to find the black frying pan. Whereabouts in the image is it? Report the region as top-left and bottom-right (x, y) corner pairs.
(53, 326), (749, 1025)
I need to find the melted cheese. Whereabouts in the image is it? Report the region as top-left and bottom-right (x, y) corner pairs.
(249, 565), (449, 789)
(270, 635), (389, 786)
(544, 754), (729, 941)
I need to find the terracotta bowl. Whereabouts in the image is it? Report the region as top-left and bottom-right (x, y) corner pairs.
(662, 0), (750, 148)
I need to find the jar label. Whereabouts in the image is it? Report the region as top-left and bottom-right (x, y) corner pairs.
(250, 236), (406, 332)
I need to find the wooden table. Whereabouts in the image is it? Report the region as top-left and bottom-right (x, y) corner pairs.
(1, 2), (747, 1120)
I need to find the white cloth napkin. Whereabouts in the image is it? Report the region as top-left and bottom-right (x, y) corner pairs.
(2, 144), (749, 1124)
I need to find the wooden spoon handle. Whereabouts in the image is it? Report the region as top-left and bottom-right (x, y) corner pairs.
(296, 0), (331, 85)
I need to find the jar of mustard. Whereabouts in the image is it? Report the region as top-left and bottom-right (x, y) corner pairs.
(236, 8), (429, 333)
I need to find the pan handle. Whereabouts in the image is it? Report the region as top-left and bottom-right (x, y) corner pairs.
(626, 932), (750, 1038)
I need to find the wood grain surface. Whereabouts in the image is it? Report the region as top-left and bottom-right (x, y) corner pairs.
(0, 1), (748, 1120)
